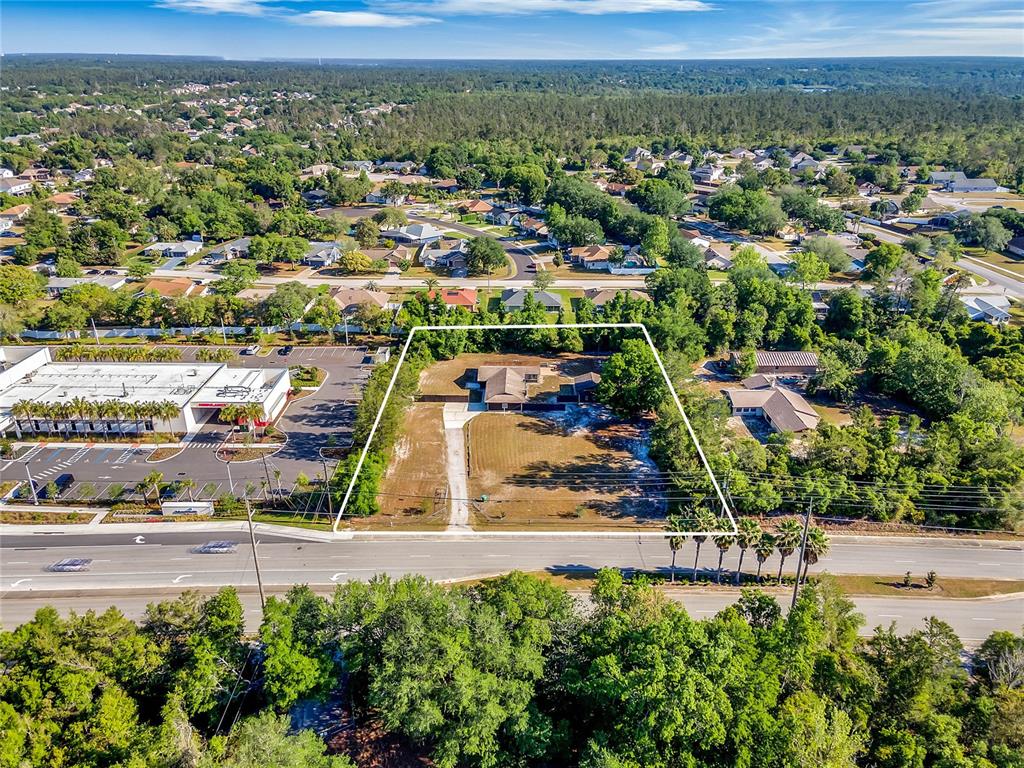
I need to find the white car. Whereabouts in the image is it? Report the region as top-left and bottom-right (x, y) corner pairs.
(241, 344), (260, 355)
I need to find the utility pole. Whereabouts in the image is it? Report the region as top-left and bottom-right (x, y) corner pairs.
(90, 317), (100, 344)
(226, 460), (234, 494)
(245, 499), (266, 610)
(791, 499), (813, 610)
(24, 462), (38, 505)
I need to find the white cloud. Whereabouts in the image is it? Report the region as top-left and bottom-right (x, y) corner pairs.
(155, 0), (277, 14)
(292, 10), (440, 26)
(376, 0), (714, 15)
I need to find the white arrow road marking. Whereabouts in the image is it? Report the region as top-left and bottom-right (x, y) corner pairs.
(172, 574), (192, 584)
(133, 535), (146, 544)
(330, 572), (348, 582)
(10, 578), (32, 588)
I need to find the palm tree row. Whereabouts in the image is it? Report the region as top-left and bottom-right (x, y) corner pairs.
(665, 513), (831, 586)
(52, 345), (182, 363)
(10, 398), (181, 437)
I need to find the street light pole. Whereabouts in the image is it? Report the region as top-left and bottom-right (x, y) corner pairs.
(791, 499), (813, 610)
(24, 462), (38, 505)
(245, 498), (266, 610)
(321, 458), (334, 520)
(260, 453), (273, 500)
(225, 460), (235, 494)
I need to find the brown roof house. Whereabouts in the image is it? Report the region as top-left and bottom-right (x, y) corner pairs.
(328, 287), (394, 315)
(474, 365), (542, 410)
(724, 377), (820, 434)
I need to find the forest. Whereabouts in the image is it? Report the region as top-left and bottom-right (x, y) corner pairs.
(2, 574), (1021, 768)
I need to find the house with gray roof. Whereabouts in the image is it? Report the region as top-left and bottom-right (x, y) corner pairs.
(500, 289), (563, 311)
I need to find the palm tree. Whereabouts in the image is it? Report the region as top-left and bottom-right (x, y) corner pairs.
(754, 533), (775, 584)
(690, 507), (718, 584)
(10, 400), (32, 438)
(180, 478), (196, 502)
(424, 277), (440, 296)
(69, 396), (93, 434)
(665, 515), (685, 584)
(240, 402), (264, 436)
(158, 401), (179, 435)
(219, 403), (242, 427)
(713, 534), (733, 584)
(799, 527), (831, 584)
(734, 518), (762, 586)
(774, 519), (804, 585)
(142, 470), (164, 503)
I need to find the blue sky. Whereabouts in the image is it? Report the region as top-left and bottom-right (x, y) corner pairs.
(3, 0), (1022, 60)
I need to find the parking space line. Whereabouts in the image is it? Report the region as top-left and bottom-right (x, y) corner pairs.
(42, 448), (65, 464)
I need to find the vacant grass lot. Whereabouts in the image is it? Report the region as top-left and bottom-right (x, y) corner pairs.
(962, 246), (1024, 279)
(466, 411), (665, 531)
(364, 402), (448, 530)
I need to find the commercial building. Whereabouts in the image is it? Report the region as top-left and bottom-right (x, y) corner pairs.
(0, 347), (290, 438)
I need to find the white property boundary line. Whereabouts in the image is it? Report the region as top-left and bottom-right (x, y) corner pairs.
(333, 323), (738, 537)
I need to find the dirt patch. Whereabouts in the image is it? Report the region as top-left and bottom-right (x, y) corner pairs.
(465, 407), (667, 531)
(147, 446), (186, 462)
(353, 402), (448, 530)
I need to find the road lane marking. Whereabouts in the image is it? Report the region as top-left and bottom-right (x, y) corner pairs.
(971, 617), (995, 621)
(171, 557), (193, 561)
(408, 554), (431, 558)
(10, 578), (32, 588)
(330, 572), (348, 581)
(133, 536), (146, 544)
(172, 575), (192, 583)
(877, 614), (903, 618)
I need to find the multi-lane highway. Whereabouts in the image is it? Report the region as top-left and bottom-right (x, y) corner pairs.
(2, 529), (1021, 638)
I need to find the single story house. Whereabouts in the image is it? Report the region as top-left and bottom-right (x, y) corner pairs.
(569, 244), (613, 271)
(500, 289), (563, 311)
(301, 189), (330, 206)
(738, 350), (820, 377)
(624, 146), (652, 164)
(375, 160), (421, 174)
(46, 192), (79, 211)
(299, 164), (336, 181)
(328, 287), (396, 315)
(566, 372), (601, 403)
(433, 179), (460, 193)
(208, 237), (251, 262)
(930, 171), (967, 185)
(460, 199), (494, 215)
(137, 277), (202, 298)
(945, 178), (1000, 193)
(365, 189), (407, 206)
(304, 241), (344, 268)
(143, 240), (204, 259)
(724, 377), (820, 433)
(47, 275), (126, 298)
(381, 223), (445, 244)
(704, 243), (735, 271)
(678, 228), (711, 249)
(583, 288), (651, 308)
(486, 206), (524, 226)
(857, 182), (881, 197)
(418, 238), (467, 275)
(474, 365), (542, 410)
(959, 293), (1012, 324)
(1007, 236), (1024, 258)
(426, 288), (477, 311)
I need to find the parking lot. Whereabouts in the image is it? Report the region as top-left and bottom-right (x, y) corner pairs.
(0, 345), (376, 505)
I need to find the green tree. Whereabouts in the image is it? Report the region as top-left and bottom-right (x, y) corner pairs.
(596, 338), (667, 416)
(466, 235), (507, 275)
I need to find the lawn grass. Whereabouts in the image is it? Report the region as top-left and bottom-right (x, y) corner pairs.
(962, 246), (1024, 279)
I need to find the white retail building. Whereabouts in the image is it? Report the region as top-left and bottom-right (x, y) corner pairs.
(0, 347), (290, 438)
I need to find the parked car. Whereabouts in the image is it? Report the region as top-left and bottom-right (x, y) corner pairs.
(86, 269), (100, 275)
(278, 345), (294, 356)
(103, 269), (118, 275)
(47, 558), (92, 572)
(193, 541), (239, 555)
(40, 473), (75, 499)
(242, 344), (260, 355)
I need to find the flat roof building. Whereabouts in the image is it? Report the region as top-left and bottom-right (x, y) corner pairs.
(0, 347), (290, 438)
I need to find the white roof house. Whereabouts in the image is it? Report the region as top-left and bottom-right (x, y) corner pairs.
(381, 223), (445, 243)
(959, 293), (1012, 324)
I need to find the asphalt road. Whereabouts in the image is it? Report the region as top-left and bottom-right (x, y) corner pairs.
(2, 585), (1019, 645)
(2, 533), (1020, 587)
(406, 212), (535, 280)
